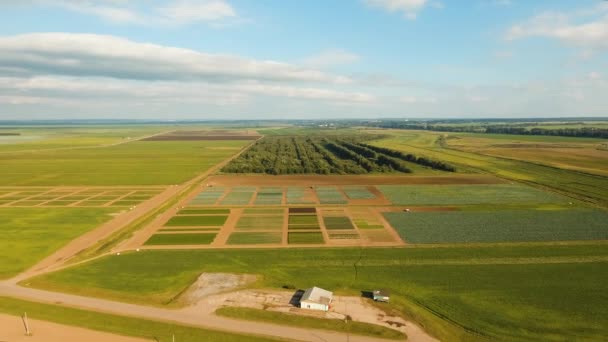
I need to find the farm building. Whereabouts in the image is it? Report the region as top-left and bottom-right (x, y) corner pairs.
(300, 287), (333, 311)
(373, 289), (390, 302)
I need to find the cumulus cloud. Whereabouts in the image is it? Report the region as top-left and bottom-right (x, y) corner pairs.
(506, 5), (608, 49)
(302, 49), (361, 68)
(0, 33), (351, 84)
(364, 0), (429, 19)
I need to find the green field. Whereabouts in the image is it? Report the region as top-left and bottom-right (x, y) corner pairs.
(377, 184), (569, 205)
(144, 233), (217, 245)
(323, 216), (355, 230)
(216, 307), (404, 339)
(165, 215), (227, 227)
(0, 297), (278, 342)
(236, 216), (284, 230)
(178, 209), (230, 215)
(0, 207), (114, 279)
(0, 140), (249, 186)
(315, 187), (347, 204)
(342, 186), (376, 199)
(288, 215), (319, 225)
(227, 232), (282, 244)
(385, 209), (608, 244)
(25, 245), (608, 341)
(287, 232), (324, 244)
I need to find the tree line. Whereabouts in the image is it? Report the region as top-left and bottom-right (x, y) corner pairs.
(222, 136), (455, 175)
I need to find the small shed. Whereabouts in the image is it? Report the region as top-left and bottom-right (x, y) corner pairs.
(300, 287), (333, 311)
(373, 289), (390, 303)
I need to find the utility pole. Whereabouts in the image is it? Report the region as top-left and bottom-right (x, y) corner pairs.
(22, 312), (32, 336)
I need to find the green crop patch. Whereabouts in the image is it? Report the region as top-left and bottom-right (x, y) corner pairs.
(243, 208), (285, 215)
(165, 215), (227, 227)
(288, 225), (320, 230)
(342, 186), (376, 199)
(323, 216), (355, 230)
(288, 232), (325, 244)
(219, 191), (255, 205)
(144, 233), (217, 245)
(378, 184), (570, 205)
(227, 232), (282, 245)
(315, 187), (347, 204)
(178, 209), (230, 215)
(385, 209), (608, 244)
(327, 232), (360, 239)
(159, 227), (220, 232)
(235, 216), (284, 230)
(288, 215), (319, 225)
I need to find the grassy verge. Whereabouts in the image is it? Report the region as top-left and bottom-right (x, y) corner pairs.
(0, 296), (281, 342)
(216, 307), (405, 340)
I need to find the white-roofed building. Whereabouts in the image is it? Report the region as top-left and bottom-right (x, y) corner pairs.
(299, 287), (333, 312)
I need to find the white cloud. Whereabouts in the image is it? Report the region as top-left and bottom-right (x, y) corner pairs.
(364, 0), (429, 20)
(302, 49), (361, 68)
(506, 5), (608, 50)
(0, 33), (351, 84)
(14, 0), (239, 26)
(159, 0), (236, 23)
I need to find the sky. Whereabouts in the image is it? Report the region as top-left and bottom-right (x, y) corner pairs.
(0, 0), (607, 120)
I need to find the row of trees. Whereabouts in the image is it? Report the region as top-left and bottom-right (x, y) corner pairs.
(222, 136), (454, 175)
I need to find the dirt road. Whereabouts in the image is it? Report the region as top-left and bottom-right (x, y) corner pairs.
(0, 281), (423, 342)
(0, 313), (150, 342)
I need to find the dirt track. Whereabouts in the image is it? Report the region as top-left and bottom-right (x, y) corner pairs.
(0, 281), (426, 342)
(0, 313), (149, 342)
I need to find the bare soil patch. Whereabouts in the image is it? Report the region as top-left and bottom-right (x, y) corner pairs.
(177, 273), (257, 305)
(209, 174), (504, 186)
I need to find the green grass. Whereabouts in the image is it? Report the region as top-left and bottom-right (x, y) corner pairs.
(165, 215), (227, 227)
(288, 215), (319, 225)
(323, 216), (355, 230)
(377, 184), (570, 205)
(0, 140), (249, 186)
(0, 207), (114, 279)
(384, 209), (608, 244)
(144, 233), (217, 245)
(288, 225), (320, 230)
(219, 191), (254, 205)
(178, 209), (230, 215)
(342, 186), (376, 199)
(25, 245), (608, 341)
(236, 216), (284, 230)
(216, 307), (404, 340)
(288, 232), (324, 244)
(227, 232), (282, 244)
(0, 297), (279, 342)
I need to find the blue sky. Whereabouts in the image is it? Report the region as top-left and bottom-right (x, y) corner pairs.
(0, 0), (607, 120)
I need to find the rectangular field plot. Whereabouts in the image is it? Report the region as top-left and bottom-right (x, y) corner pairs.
(327, 231), (360, 240)
(323, 216), (355, 230)
(164, 215), (227, 227)
(243, 208), (284, 215)
(286, 187), (316, 204)
(178, 208), (230, 215)
(227, 232), (282, 245)
(288, 232), (325, 244)
(288, 215), (319, 226)
(188, 188), (225, 206)
(254, 187), (283, 205)
(219, 187), (256, 205)
(384, 209), (608, 244)
(315, 187), (347, 204)
(342, 186), (376, 200)
(377, 184), (570, 206)
(235, 216), (283, 230)
(144, 233), (217, 245)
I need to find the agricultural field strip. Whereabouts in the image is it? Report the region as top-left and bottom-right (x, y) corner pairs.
(0, 186), (164, 207)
